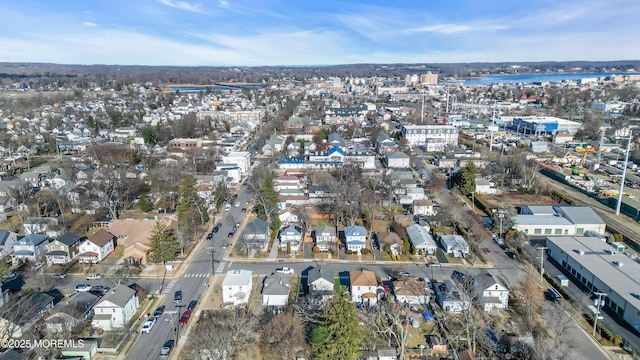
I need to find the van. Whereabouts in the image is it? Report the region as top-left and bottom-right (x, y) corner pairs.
(588, 305), (604, 320)
(556, 275), (569, 287)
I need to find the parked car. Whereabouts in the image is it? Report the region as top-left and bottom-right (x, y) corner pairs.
(178, 310), (191, 325)
(140, 318), (156, 334)
(276, 267), (294, 275)
(212, 224), (221, 233)
(207, 233), (213, 240)
(228, 232), (235, 238)
(86, 274), (102, 280)
(91, 285), (110, 293)
(427, 262), (441, 267)
(241, 207), (246, 213)
(482, 247), (491, 255)
(160, 340), (175, 356)
(2, 272), (17, 281)
(235, 202), (241, 207)
(51, 273), (66, 279)
(75, 284), (92, 292)
(187, 300), (198, 311)
(174, 290), (182, 303)
(153, 305), (166, 317)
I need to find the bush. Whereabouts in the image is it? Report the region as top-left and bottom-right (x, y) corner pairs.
(613, 336), (623, 346)
(345, 250), (353, 255)
(312, 246), (320, 254)
(360, 248), (370, 255)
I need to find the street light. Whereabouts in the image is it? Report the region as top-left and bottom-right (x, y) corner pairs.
(593, 292), (608, 337)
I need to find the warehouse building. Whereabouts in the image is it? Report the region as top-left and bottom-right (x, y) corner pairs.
(547, 236), (640, 332)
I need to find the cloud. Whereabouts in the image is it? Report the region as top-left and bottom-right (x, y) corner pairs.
(157, 0), (205, 13)
(82, 22), (97, 27)
(410, 24), (509, 34)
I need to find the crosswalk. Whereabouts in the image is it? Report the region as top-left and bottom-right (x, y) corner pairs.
(162, 279), (178, 293)
(215, 261), (227, 273)
(183, 273), (211, 278)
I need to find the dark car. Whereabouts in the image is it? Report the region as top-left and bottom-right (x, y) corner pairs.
(153, 305), (166, 317)
(187, 300), (198, 311)
(178, 310), (191, 325)
(174, 290), (182, 303)
(160, 340), (175, 356)
(91, 285), (110, 293)
(228, 232), (234, 238)
(212, 224), (221, 233)
(241, 208), (246, 213)
(207, 233), (213, 240)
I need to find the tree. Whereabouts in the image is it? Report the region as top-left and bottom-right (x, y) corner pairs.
(176, 176), (209, 226)
(213, 181), (230, 210)
(254, 172), (279, 227)
(141, 127), (158, 146)
(137, 193), (153, 212)
(513, 278), (544, 332)
(456, 162), (477, 196)
(147, 221), (179, 264)
(259, 312), (309, 360)
(367, 302), (411, 360)
(190, 310), (258, 360)
(312, 289), (363, 360)
(491, 205), (518, 236)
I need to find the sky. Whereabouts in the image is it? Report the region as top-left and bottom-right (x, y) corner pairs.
(1, 0), (639, 66)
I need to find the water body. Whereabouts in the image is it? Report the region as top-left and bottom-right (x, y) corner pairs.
(458, 72), (629, 86)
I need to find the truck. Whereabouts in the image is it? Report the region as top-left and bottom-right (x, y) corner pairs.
(556, 275), (569, 287)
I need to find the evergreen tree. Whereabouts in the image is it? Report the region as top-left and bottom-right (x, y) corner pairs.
(136, 193), (153, 212)
(176, 176), (209, 226)
(313, 289), (363, 360)
(213, 181), (230, 209)
(147, 221), (179, 264)
(457, 162), (477, 196)
(255, 172), (279, 226)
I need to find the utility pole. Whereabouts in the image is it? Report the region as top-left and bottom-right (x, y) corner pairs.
(593, 292), (608, 337)
(497, 212), (504, 240)
(207, 246), (215, 276)
(616, 130), (633, 215)
(537, 247), (548, 283)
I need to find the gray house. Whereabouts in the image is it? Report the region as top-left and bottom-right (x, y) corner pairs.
(406, 224), (437, 255)
(262, 273), (292, 309)
(242, 219), (270, 253)
(278, 225), (303, 254)
(45, 291), (100, 333)
(12, 234), (49, 265)
(434, 279), (470, 313)
(438, 234), (470, 258)
(385, 151), (410, 169)
(313, 226), (336, 252)
(45, 232), (83, 266)
(0, 230), (18, 259)
(307, 265), (334, 305)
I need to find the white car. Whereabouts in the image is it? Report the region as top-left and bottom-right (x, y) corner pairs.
(86, 274), (102, 280)
(276, 267), (294, 275)
(140, 318), (156, 334)
(75, 284), (92, 292)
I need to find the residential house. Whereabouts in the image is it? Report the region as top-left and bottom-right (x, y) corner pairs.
(0, 291), (55, 338)
(313, 226), (336, 252)
(376, 132), (398, 154)
(474, 273), (509, 312)
(385, 152), (410, 169)
(278, 225), (303, 254)
(349, 269), (378, 306)
(23, 217), (58, 235)
(278, 211), (299, 225)
(344, 225), (367, 254)
(91, 285), (139, 331)
(0, 230), (18, 258)
(242, 219), (270, 253)
(222, 269), (253, 306)
(45, 232), (83, 266)
(307, 265), (335, 305)
(45, 291), (100, 333)
(375, 232), (403, 255)
(434, 280), (470, 313)
(327, 133), (346, 149)
(111, 218), (176, 266)
(392, 278), (430, 305)
(412, 199), (435, 216)
(262, 273), (292, 309)
(12, 234), (49, 265)
(221, 152), (251, 175)
(406, 224), (438, 255)
(475, 178), (499, 195)
(77, 229), (116, 264)
(438, 234), (470, 258)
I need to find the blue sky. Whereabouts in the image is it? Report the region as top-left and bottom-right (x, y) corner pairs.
(1, 0), (639, 66)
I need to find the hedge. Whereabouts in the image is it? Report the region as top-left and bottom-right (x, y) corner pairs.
(473, 194), (494, 216)
(551, 190), (577, 205)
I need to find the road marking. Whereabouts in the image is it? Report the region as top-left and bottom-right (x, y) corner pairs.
(184, 273), (211, 278)
(162, 279), (178, 293)
(215, 261), (227, 273)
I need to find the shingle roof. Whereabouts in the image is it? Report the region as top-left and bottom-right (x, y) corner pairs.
(88, 229), (115, 247)
(99, 286), (136, 308)
(57, 232), (82, 247)
(308, 265), (334, 285)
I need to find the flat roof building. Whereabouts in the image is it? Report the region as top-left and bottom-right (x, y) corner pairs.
(547, 236), (640, 332)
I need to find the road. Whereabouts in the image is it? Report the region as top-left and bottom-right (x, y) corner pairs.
(124, 185), (253, 360)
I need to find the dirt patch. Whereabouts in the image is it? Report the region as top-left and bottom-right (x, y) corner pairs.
(479, 193), (556, 209)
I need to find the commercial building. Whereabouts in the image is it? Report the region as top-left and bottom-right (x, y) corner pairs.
(401, 125), (459, 151)
(511, 116), (581, 136)
(547, 236), (640, 332)
(515, 206), (606, 236)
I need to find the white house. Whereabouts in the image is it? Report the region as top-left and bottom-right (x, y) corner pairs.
(438, 234), (469, 258)
(412, 199), (435, 216)
(344, 225), (367, 254)
(401, 125), (459, 151)
(307, 265), (335, 305)
(393, 278), (430, 305)
(262, 273), (292, 309)
(12, 234), (49, 265)
(474, 273), (509, 312)
(77, 229), (116, 264)
(406, 224), (437, 255)
(350, 270), (378, 306)
(91, 286), (139, 331)
(475, 178), (499, 195)
(385, 151), (410, 168)
(221, 152), (251, 175)
(278, 211), (299, 225)
(278, 225), (303, 254)
(222, 269), (253, 306)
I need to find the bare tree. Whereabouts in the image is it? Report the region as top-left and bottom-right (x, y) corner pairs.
(366, 302), (411, 360)
(512, 278), (545, 333)
(259, 312), (309, 360)
(190, 310), (258, 360)
(544, 302), (576, 344)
